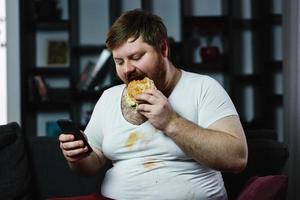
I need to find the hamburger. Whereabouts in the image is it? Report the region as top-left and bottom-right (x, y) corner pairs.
(125, 77), (156, 107)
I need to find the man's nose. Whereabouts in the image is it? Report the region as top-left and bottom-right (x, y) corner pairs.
(124, 61), (136, 74)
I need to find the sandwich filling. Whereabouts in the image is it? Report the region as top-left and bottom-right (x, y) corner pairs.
(125, 77), (156, 107)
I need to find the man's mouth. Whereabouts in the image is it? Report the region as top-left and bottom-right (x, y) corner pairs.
(128, 74), (146, 82)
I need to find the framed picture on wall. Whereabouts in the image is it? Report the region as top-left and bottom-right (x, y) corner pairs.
(46, 39), (69, 66)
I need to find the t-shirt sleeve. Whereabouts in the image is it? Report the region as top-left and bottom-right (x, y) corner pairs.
(198, 77), (238, 128)
(84, 91), (108, 152)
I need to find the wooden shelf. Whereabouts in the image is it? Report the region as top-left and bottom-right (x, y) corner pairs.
(232, 19), (263, 29)
(29, 67), (70, 76)
(183, 16), (227, 25)
(71, 45), (106, 55)
(183, 16), (227, 37)
(28, 87), (72, 110)
(268, 94), (283, 105)
(28, 102), (71, 111)
(266, 14), (282, 25)
(266, 61), (282, 71)
(232, 14), (282, 30)
(233, 74), (262, 85)
(35, 20), (69, 31)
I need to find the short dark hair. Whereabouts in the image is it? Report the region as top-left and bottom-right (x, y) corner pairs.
(106, 9), (168, 51)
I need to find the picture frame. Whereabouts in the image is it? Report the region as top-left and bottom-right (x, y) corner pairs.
(46, 39), (69, 66)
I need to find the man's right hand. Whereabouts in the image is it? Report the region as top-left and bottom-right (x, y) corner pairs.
(59, 133), (90, 163)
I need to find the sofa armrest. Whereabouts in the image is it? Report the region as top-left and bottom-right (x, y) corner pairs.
(25, 136), (107, 200)
(237, 175), (288, 200)
(223, 130), (289, 200)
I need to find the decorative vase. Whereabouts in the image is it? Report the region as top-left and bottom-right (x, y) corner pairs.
(200, 46), (220, 63)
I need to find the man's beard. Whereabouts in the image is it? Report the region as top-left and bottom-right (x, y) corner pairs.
(127, 71), (147, 83)
(150, 56), (166, 91)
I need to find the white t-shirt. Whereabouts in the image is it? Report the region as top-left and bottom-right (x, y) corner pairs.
(85, 70), (238, 200)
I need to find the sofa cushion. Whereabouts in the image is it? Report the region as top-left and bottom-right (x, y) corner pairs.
(0, 122), (33, 200)
(25, 136), (106, 199)
(246, 129), (278, 140)
(237, 175), (288, 200)
(0, 127), (16, 150)
(47, 193), (113, 200)
(247, 139), (289, 175)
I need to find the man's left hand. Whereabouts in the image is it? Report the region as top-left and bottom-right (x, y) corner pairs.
(136, 89), (178, 131)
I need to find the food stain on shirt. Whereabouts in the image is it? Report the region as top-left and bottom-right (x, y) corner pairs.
(124, 132), (142, 150)
(143, 160), (157, 169)
(143, 159), (165, 170)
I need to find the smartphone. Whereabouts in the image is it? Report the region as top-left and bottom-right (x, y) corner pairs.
(57, 119), (92, 153)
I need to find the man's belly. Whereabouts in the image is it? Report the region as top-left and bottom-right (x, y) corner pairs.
(101, 159), (227, 200)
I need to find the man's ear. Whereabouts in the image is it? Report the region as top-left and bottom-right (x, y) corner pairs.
(160, 39), (169, 58)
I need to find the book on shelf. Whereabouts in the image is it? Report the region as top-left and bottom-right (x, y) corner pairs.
(77, 49), (112, 91)
(46, 121), (61, 137)
(76, 61), (95, 91)
(33, 75), (49, 102)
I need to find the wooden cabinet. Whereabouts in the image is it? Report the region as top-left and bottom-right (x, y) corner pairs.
(20, 0), (283, 137)
(20, 0), (118, 136)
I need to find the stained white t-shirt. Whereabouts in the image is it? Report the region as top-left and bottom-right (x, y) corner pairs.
(85, 70), (238, 200)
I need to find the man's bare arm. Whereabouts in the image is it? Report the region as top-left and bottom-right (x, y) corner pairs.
(68, 149), (107, 176)
(59, 134), (107, 176)
(163, 115), (248, 173)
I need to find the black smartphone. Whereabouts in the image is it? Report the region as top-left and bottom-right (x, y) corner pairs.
(57, 119), (92, 153)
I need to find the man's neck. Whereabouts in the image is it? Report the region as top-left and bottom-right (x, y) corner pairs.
(160, 61), (181, 98)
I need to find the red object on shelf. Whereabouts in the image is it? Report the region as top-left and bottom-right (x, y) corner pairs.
(200, 46), (220, 62)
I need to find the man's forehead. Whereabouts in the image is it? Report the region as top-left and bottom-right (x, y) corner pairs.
(112, 37), (149, 57)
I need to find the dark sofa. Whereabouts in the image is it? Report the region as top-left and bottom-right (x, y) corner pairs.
(0, 122), (289, 200)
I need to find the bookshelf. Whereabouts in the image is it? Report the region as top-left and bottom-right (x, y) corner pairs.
(20, 0), (283, 137)
(180, 0), (283, 134)
(20, 0), (119, 136)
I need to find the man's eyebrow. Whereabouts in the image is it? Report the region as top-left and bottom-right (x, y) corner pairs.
(114, 51), (142, 60)
(129, 51), (145, 58)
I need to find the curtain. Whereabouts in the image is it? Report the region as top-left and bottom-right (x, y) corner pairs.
(283, 0), (300, 199)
